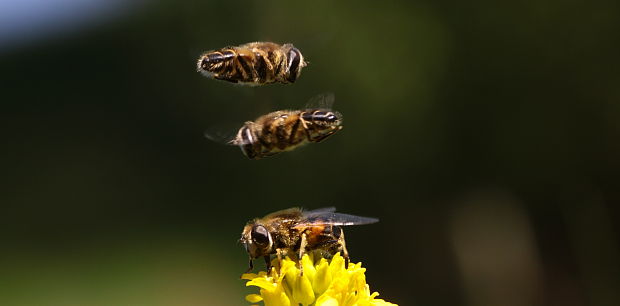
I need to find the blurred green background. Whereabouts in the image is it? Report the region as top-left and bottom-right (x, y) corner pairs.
(1, 0), (619, 305)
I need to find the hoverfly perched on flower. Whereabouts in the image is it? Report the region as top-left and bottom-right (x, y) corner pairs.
(240, 207), (379, 274)
(205, 93), (343, 159)
(197, 42), (307, 85)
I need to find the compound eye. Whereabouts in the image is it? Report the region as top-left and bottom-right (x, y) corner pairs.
(251, 225), (270, 245)
(326, 113), (337, 122)
(200, 58), (210, 69)
(287, 48), (301, 82)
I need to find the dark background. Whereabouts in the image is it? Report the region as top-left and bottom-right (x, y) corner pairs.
(1, 0), (619, 305)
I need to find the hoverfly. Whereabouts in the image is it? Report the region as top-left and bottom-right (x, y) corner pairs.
(205, 93), (343, 159)
(240, 207), (378, 274)
(197, 42), (307, 85)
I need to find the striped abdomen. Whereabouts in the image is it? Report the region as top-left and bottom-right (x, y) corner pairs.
(234, 111), (308, 159)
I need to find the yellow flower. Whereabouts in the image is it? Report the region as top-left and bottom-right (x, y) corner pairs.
(242, 253), (398, 306)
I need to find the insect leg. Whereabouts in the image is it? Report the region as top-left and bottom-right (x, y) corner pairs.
(253, 49), (274, 82)
(245, 258), (254, 273)
(299, 116), (313, 141)
(288, 117), (301, 144)
(338, 227), (350, 268)
(215, 75), (238, 83)
(299, 232), (308, 276)
(235, 59), (249, 81)
(264, 255), (272, 273)
(309, 129), (339, 142)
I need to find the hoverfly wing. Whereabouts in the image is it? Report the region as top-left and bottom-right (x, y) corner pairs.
(204, 124), (239, 146)
(304, 207), (337, 214)
(262, 207), (303, 220)
(303, 92), (335, 110)
(299, 210), (379, 226)
(263, 207), (336, 224)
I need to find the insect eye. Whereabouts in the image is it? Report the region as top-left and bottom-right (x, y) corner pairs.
(287, 48), (302, 82)
(251, 225), (270, 245)
(200, 58), (210, 69)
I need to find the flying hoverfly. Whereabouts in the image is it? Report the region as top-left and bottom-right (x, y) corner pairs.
(205, 93), (343, 159)
(197, 42), (307, 85)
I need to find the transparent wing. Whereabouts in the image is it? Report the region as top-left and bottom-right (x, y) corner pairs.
(262, 207), (303, 220)
(299, 209), (379, 226)
(204, 125), (238, 146)
(304, 207), (337, 214)
(304, 92), (335, 110)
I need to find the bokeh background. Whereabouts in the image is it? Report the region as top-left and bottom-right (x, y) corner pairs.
(1, 0), (619, 305)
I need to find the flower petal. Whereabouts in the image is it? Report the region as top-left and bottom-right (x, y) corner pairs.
(246, 277), (276, 291)
(242, 273), (259, 280)
(292, 273), (315, 305)
(242, 253), (397, 306)
(315, 294), (339, 306)
(328, 253), (345, 276)
(301, 253), (317, 281)
(245, 294), (263, 303)
(313, 258), (332, 295)
(261, 287), (291, 306)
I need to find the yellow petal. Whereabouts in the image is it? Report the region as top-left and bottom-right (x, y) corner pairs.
(283, 262), (299, 291)
(261, 287), (292, 306)
(241, 273), (259, 280)
(315, 294), (340, 306)
(370, 299), (399, 306)
(349, 270), (367, 294)
(245, 294), (263, 303)
(292, 273), (315, 305)
(242, 253), (397, 306)
(301, 254), (317, 281)
(246, 277), (276, 291)
(313, 259), (332, 295)
(329, 253), (345, 276)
